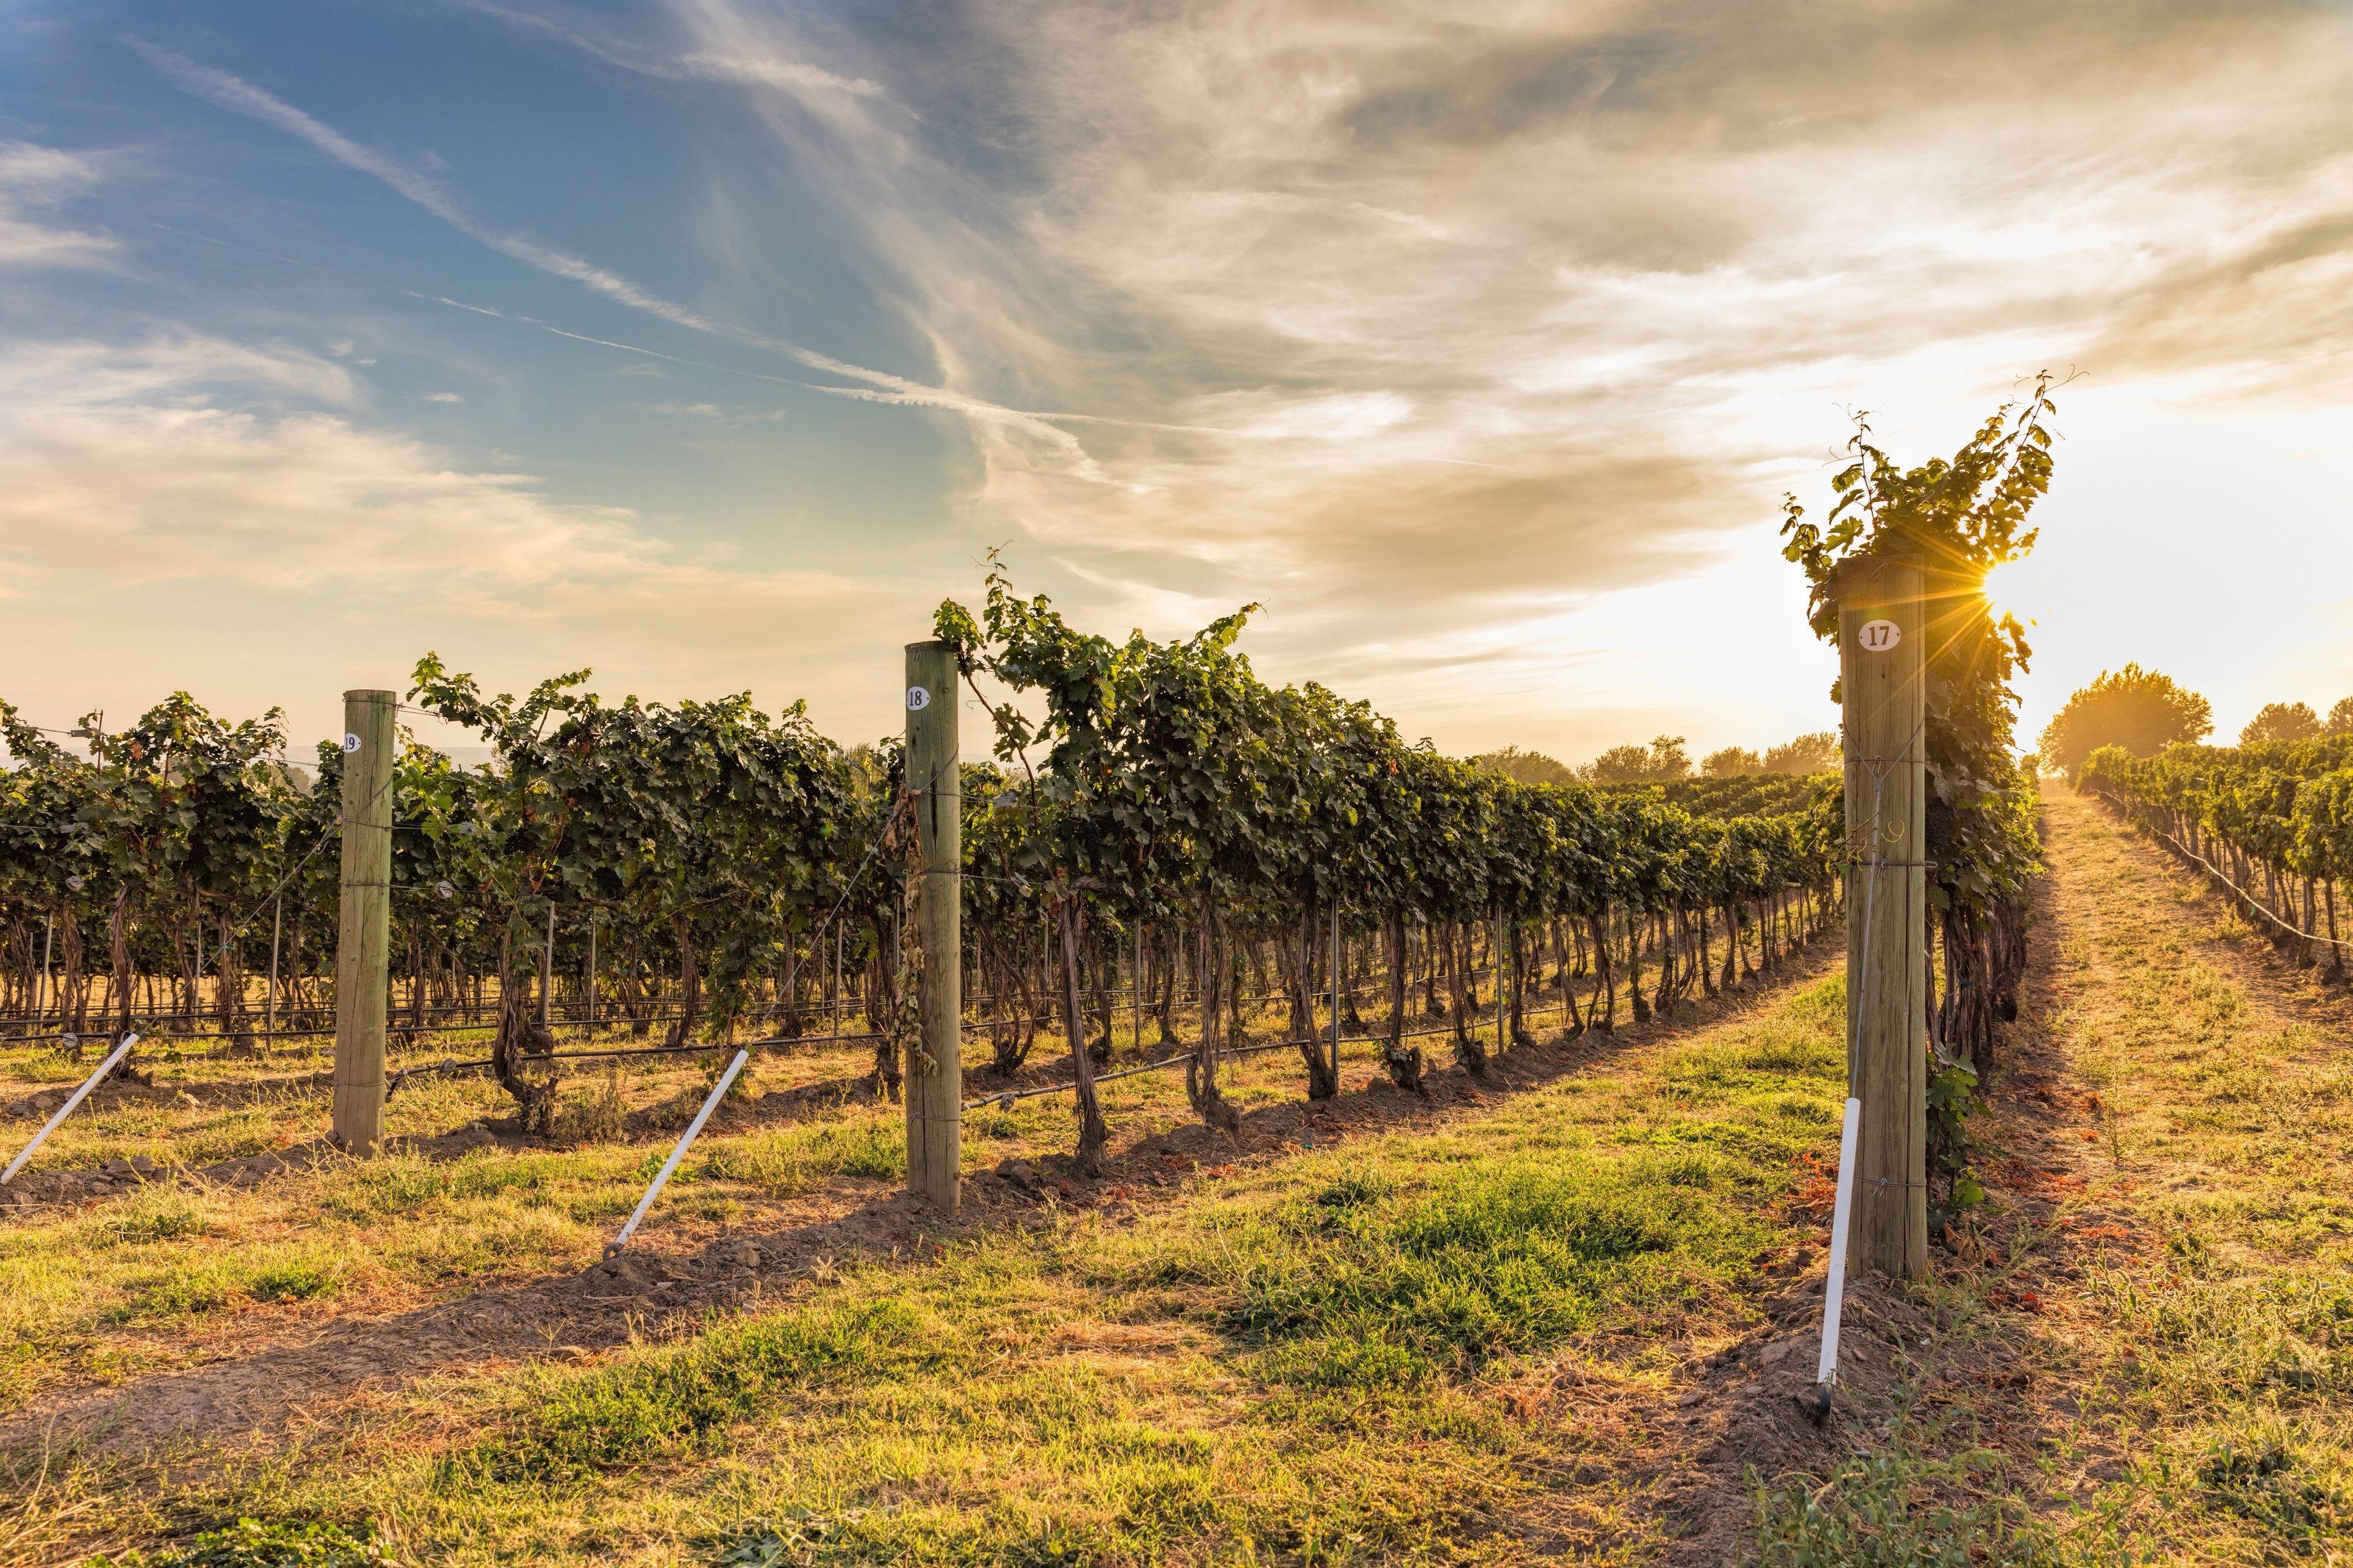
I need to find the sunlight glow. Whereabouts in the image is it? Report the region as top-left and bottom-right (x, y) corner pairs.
(1979, 556), (2046, 629)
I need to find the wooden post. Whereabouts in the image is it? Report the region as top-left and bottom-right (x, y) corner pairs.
(332, 688), (396, 1154)
(904, 640), (960, 1210)
(1838, 556), (1929, 1281)
(541, 903), (555, 1025)
(266, 896), (281, 1036)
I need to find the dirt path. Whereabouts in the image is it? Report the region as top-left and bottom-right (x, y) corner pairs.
(1728, 784), (2353, 1562)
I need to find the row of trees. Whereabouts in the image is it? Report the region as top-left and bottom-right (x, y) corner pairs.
(2036, 662), (2353, 780)
(2238, 698), (2353, 747)
(1474, 729), (1838, 787)
(2079, 735), (2353, 973)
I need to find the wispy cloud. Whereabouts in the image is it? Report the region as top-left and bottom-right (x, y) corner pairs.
(138, 40), (1139, 484)
(646, 398), (784, 420)
(449, 0), (885, 97)
(0, 336), (626, 588)
(0, 141), (118, 271)
(454, 0), (885, 99)
(0, 332), (926, 736)
(136, 42), (724, 334)
(0, 335), (864, 610)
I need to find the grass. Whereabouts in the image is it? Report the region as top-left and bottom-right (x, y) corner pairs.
(1752, 1441), (2043, 1567)
(445, 1297), (935, 1484)
(5, 964), (1854, 1564)
(1204, 1150), (1771, 1390)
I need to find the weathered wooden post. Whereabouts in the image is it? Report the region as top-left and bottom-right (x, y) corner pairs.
(904, 641), (961, 1210)
(1838, 556), (1929, 1280)
(332, 688), (396, 1154)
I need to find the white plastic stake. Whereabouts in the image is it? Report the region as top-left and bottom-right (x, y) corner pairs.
(1814, 1095), (1863, 1403)
(3, 1034), (140, 1185)
(604, 1047), (749, 1255)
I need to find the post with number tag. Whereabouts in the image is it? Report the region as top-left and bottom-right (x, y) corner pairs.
(904, 642), (960, 1210)
(1837, 556), (1929, 1281)
(333, 688), (396, 1154)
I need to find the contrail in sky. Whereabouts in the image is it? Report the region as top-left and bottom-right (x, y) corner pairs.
(134, 40), (1146, 481)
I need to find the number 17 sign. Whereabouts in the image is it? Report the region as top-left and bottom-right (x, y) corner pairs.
(1857, 619), (1902, 653)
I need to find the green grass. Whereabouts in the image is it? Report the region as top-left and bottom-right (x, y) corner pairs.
(106, 1243), (347, 1322)
(699, 1114), (907, 1195)
(93, 1516), (397, 1567)
(446, 1299), (935, 1483)
(1752, 1442), (2049, 1567)
(1202, 1150), (1770, 1390)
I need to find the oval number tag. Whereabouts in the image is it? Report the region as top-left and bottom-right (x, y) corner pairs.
(343, 732), (362, 753)
(1857, 620), (1902, 653)
(905, 686), (932, 712)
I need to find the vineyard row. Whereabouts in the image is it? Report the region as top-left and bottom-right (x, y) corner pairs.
(2078, 734), (2353, 971)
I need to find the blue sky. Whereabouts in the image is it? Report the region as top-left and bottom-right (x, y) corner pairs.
(4, 0), (2351, 762)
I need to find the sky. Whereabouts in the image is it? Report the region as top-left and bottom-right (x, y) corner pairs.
(1, 0), (2349, 767)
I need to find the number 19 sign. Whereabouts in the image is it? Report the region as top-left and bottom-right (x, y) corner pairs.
(1857, 620), (1902, 653)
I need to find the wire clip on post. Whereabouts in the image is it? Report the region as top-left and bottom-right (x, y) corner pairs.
(3, 1034), (140, 1186)
(1807, 1095), (1863, 1425)
(604, 1047), (750, 1258)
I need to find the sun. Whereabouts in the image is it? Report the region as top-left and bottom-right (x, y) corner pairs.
(1978, 556), (2042, 625)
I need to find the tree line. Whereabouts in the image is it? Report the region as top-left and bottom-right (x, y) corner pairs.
(2037, 662), (2353, 780)
(1474, 729), (1839, 787)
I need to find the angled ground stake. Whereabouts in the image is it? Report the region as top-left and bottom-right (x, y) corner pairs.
(604, 1047), (749, 1256)
(2, 1033), (140, 1185)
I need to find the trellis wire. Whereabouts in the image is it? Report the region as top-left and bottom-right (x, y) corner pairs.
(2136, 817), (2353, 953)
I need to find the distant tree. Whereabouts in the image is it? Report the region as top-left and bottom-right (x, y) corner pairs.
(2326, 696), (2353, 736)
(2241, 701), (2321, 745)
(2036, 663), (2212, 777)
(1471, 745), (1577, 786)
(1761, 731), (1840, 775)
(1702, 732), (1837, 777)
(1580, 734), (1690, 784)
